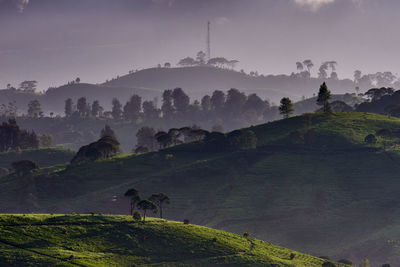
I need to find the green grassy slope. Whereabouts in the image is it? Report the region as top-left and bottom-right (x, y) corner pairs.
(1, 112), (399, 265)
(0, 148), (75, 170)
(0, 214), (348, 267)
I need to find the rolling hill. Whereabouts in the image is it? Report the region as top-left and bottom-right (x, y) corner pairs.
(0, 214), (348, 266)
(0, 112), (399, 265)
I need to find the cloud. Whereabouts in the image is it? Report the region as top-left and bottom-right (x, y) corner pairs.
(14, 0), (29, 13)
(293, 0), (335, 11)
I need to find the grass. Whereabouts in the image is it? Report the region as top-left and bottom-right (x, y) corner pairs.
(0, 214), (348, 267)
(0, 148), (75, 170)
(0, 112), (399, 265)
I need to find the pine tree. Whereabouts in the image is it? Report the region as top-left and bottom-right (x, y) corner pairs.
(316, 82), (332, 113)
(279, 97), (294, 119)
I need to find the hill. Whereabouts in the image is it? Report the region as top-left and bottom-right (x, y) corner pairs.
(104, 66), (355, 103)
(0, 148), (75, 171)
(0, 214), (348, 266)
(0, 112), (399, 265)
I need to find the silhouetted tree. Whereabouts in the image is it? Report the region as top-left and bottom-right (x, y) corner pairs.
(123, 95), (142, 122)
(137, 200), (158, 222)
(317, 82), (332, 113)
(149, 193), (170, 218)
(71, 135), (120, 164)
(161, 90), (175, 120)
(225, 88), (247, 118)
(19, 80), (37, 92)
(77, 97), (89, 117)
(279, 97), (294, 119)
(65, 98), (74, 117)
(196, 51), (206, 65)
(91, 100), (103, 117)
(178, 57), (196, 67)
(365, 134), (377, 144)
(124, 188), (141, 215)
(142, 101), (159, 121)
(303, 60), (314, 74)
(27, 100), (43, 118)
(210, 90), (226, 113)
(296, 62), (304, 72)
(136, 126), (157, 152)
(100, 125), (116, 139)
(164, 62), (171, 68)
(155, 131), (173, 149)
(39, 134), (53, 147)
(172, 88), (190, 115)
(111, 98), (123, 120)
(201, 95), (212, 112)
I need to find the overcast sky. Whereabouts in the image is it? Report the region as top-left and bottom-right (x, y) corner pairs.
(0, 0), (399, 90)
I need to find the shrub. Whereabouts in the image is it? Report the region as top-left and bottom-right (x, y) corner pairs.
(183, 219), (190, 224)
(132, 211), (142, 221)
(212, 237), (217, 243)
(365, 134), (377, 144)
(69, 255), (74, 260)
(289, 253), (296, 260)
(322, 262), (335, 267)
(243, 232), (250, 238)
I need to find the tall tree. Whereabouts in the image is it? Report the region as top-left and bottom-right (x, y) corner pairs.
(225, 88), (247, 117)
(124, 188), (141, 215)
(77, 97), (88, 117)
(137, 200), (158, 222)
(91, 100), (103, 117)
(316, 82), (332, 113)
(149, 193), (170, 218)
(279, 97), (294, 119)
(123, 95), (142, 122)
(201, 95), (212, 112)
(27, 100), (43, 118)
(172, 88), (190, 115)
(100, 125), (116, 139)
(111, 98), (123, 120)
(210, 90), (225, 113)
(142, 101), (159, 121)
(65, 98), (74, 117)
(161, 90), (175, 120)
(136, 126), (157, 152)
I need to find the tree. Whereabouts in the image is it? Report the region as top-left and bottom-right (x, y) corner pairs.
(196, 51), (206, 65)
(123, 95), (142, 122)
(100, 124), (116, 139)
(201, 95), (212, 112)
(0, 119), (39, 152)
(318, 62), (329, 79)
(303, 60), (314, 74)
(279, 97), (294, 119)
(354, 70), (362, 83)
(296, 62), (304, 72)
(225, 88), (247, 117)
(178, 57), (196, 67)
(124, 188), (141, 215)
(71, 135), (120, 164)
(164, 62), (171, 68)
(11, 160), (38, 177)
(149, 193), (170, 218)
(19, 80), (37, 92)
(136, 127), (157, 152)
(210, 90), (226, 113)
(27, 100), (43, 118)
(316, 82), (332, 113)
(65, 98), (74, 117)
(111, 98), (123, 120)
(77, 97), (88, 117)
(161, 90), (175, 120)
(227, 130), (257, 150)
(75, 77), (81, 83)
(137, 200), (158, 222)
(142, 101), (159, 121)
(39, 134), (53, 147)
(91, 100), (103, 117)
(155, 131), (173, 149)
(172, 88), (190, 115)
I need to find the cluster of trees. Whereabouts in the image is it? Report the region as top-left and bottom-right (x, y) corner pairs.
(178, 51), (239, 69)
(60, 87), (274, 132)
(279, 82), (333, 118)
(0, 119), (39, 152)
(71, 125), (120, 164)
(124, 188), (170, 221)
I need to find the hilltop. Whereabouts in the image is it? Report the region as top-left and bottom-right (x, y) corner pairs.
(0, 214), (348, 266)
(0, 112), (399, 265)
(104, 66), (355, 102)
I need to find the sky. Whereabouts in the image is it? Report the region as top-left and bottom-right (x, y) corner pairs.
(0, 0), (399, 90)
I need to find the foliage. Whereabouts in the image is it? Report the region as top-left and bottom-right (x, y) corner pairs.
(11, 160), (38, 177)
(149, 193), (170, 218)
(71, 135), (120, 164)
(317, 82), (332, 113)
(0, 119), (39, 152)
(136, 200), (158, 221)
(364, 134), (377, 144)
(279, 97), (294, 118)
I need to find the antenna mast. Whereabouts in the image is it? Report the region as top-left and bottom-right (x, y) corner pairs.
(207, 21), (211, 60)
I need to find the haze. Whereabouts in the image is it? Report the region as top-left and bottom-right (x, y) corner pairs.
(0, 0), (398, 90)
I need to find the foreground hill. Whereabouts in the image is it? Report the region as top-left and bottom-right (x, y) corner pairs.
(104, 66), (355, 103)
(1, 112), (399, 265)
(0, 214), (347, 266)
